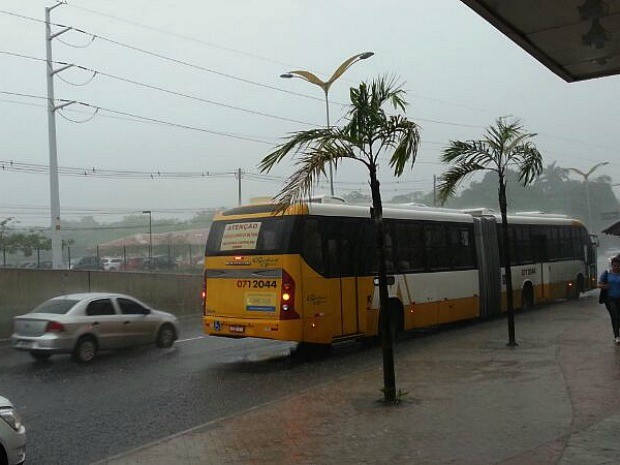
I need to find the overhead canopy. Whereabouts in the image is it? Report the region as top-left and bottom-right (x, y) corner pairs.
(603, 221), (620, 236)
(460, 0), (620, 82)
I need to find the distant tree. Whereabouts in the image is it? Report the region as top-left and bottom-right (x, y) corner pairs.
(0, 217), (16, 265)
(260, 76), (421, 402)
(437, 117), (543, 347)
(9, 231), (51, 257)
(537, 162), (569, 193)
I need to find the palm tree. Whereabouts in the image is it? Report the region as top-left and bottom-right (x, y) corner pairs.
(260, 76), (421, 402)
(437, 117), (543, 347)
(537, 162), (569, 194)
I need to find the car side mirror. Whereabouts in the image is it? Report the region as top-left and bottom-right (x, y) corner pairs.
(142, 308), (151, 315)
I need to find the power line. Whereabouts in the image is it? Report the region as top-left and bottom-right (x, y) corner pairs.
(62, 2), (502, 115)
(0, 8), (326, 103)
(0, 90), (277, 144)
(63, 1), (296, 68)
(0, 50), (316, 127)
(0, 159), (238, 180)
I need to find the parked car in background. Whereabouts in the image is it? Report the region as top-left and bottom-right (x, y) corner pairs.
(143, 255), (177, 271)
(11, 292), (179, 363)
(102, 257), (123, 271)
(0, 395), (26, 465)
(121, 256), (145, 271)
(71, 256), (104, 271)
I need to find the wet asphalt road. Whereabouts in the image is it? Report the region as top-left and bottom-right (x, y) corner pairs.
(0, 316), (384, 465)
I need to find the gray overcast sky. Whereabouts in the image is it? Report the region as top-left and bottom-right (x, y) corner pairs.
(1, 0), (618, 227)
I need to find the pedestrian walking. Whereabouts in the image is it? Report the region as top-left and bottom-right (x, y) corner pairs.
(598, 255), (620, 344)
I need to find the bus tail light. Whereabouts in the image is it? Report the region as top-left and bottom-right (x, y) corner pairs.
(280, 269), (300, 320)
(201, 270), (207, 316)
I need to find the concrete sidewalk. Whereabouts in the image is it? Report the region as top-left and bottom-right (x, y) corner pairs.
(93, 293), (620, 465)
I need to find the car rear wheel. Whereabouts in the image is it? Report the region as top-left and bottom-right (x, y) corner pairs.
(155, 324), (175, 348)
(30, 351), (51, 362)
(72, 336), (97, 363)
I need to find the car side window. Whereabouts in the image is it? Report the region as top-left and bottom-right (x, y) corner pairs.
(118, 298), (147, 315)
(86, 299), (116, 316)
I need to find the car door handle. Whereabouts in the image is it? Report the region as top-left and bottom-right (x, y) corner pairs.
(92, 321), (100, 326)
(123, 321), (131, 325)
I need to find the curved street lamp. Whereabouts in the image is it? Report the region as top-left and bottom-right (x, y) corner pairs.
(280, 52), (374, 196)
(568, 161), (610, 229)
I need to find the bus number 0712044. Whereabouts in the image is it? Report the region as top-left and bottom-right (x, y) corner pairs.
(236, 280), (277, 289)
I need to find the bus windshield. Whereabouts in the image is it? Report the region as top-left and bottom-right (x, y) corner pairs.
(205, 217), (297, 256)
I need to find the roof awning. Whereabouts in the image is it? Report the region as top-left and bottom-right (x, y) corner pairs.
(460, 0), (620, 82)
(603, 221), (620, 236)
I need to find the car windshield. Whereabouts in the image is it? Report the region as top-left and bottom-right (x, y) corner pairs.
(30, 299), (79, 314)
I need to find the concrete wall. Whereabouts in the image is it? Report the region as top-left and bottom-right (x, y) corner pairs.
(0, 269), (203, 339)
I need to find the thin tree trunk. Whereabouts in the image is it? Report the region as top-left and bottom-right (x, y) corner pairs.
(369, 166), (397, 401)
(499, 178), (517, 346)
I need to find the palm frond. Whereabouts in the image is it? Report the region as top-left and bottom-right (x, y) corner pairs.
(261, 75), (422, 212)
(259, 128), (335, 173)
(512, 143), (543, 184)
(382, 116), (421, 175)
(439, 116), (543, 204)
(436, 162), (486, 205)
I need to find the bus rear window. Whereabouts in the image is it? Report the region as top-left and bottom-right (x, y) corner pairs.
(206, 217), (296, 255)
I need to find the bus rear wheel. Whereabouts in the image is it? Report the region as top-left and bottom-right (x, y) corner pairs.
(294, 342), (331, 358)
(521, 283), (534, 310)
(567, 275), (583, 300)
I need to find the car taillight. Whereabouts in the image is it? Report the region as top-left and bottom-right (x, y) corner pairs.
(201, 270), (207, 315)
(45, 321), (64, 332)
(280, 269), (300, 320)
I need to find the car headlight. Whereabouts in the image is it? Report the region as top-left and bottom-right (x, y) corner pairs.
(0, 407), (22, 431)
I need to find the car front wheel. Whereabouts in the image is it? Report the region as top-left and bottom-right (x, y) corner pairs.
(72, 336), (98, 363)
(155, 324), (176, 348)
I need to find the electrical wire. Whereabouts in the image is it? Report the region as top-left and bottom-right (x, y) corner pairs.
(0, 50), (317, 127)
(0, 90), (277, 144)
(0, 8), (324, 102)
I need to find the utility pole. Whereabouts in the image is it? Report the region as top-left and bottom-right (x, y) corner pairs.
(237, 168), (242, 206)
(45, 4), (74, 269)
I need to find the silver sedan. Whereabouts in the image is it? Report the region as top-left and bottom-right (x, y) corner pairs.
(0, 395), (26, 465)
(11, 292), (179, 363)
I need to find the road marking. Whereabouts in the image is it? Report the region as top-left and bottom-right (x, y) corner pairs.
(177, 336), (205, 343)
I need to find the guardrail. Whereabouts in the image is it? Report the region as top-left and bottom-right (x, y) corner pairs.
(0, 269), (203, 339)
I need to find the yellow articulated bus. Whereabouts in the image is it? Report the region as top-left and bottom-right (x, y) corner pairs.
(202, 200), (597, 346)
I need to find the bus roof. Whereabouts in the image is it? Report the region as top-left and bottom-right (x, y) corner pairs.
(215, 201), (586, 228)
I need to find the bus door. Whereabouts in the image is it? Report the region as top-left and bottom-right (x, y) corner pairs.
(325, 219), (361, 336)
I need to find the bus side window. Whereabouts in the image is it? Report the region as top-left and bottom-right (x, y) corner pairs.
(362, 221), (377, 274)
(302, 218), (325, 273)
(426, 223), (450, 270)
(384, 225), (395, 273)
(325, 219), (359, 277)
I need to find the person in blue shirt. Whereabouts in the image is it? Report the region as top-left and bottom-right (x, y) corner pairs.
(599, 255), (620, 344)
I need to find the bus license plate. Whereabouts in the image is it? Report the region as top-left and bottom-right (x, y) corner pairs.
(230, 325), (245, 333)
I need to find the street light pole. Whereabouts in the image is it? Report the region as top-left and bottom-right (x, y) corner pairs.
(568, 162), (609, 229)
(280, 52), (374, 196)
(142, 210), (152, 262)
